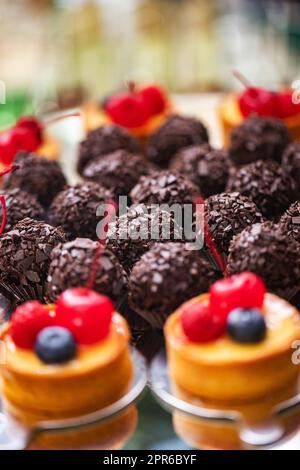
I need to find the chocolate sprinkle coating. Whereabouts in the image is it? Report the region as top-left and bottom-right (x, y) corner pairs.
(229, 116), (290, 166)
(130, 170), (198, 207)
(282, 141), (300, 194)
(171, 144), (231, 197)
(147, 115), (209, 166)
(82, 149), (153, 198)
(226, 159), (297, 218)
(206, 192), (263, 255)
(4, 152), (67, 207)
(0, 188), (44, 232)
(128, 242), (216, 328)
(48, 182), (114, 241)
(0, 218), (66, 302)
(279, 200), (300, 243)
(106, 205), (184, 272)
(228, 221), (300, 299)
(77, 124), (140, 174)
(46, 238), (127, 304)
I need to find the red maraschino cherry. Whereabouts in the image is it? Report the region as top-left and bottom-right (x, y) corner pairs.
(140, 84), (167, 115)
(16, 116), (43, 144)
(181, 300), (225, 343)
(106, 92), (150, 128)
(276, 90), (300, 119)
(55, 288), (114, 345)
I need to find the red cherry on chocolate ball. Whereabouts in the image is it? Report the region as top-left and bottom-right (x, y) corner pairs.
(10, 301), (55, 349)
(16, 116), (43, 144)
(210, 272), (266, 324)
(140, 85), (167, 116)
(106, 92), (150, 128)
(55, 288), (114, 345)
(239, 87), (278, 118)
(181, 301), (225, 343)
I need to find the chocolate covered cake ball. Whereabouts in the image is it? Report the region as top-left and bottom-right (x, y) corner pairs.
(82, 149), (153, 198)
(206, 192), (263, 255)
(147, 115), (209, 166)
(0, 188), (44, 232)
(128, 242), (216, 328)
(4, 152), (67, 207)
(130, 170), (197, 207)
(106, 205), (183, 272)
(0, 218), (66, 302)
(228, 221), (300, 299)
(226, 159), (297, 218)
(171, 144), (231, 197)
(279, 200), (300, 243)
(229, 116), (290, 166)
(48, 182), (114, 241)
(46, 238), (127, 304)
(282, 141), (300, 193)
(77, 124), (140, 174)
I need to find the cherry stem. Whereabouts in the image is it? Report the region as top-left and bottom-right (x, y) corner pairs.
(194, 195), (229, 277)
(232, 70), (252, 89)
(0, 164), (19, 178)
(127, 80), (136, 94)
(0, 195), (7, 236)
(86, 200), (118, 290)
(44, 111), (81, 127)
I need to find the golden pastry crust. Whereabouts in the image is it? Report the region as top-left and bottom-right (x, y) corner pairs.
(218, 93), (300, 146)
(165, 293), (300, 402)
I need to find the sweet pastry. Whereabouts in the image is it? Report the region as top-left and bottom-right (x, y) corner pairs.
(205, 192), (263, 255)
(82, 84), (171, 147)
(48, 182), (114, 241)
(226, 159), (297, 218)
(227, 221), (300, 300)
(0, 287), (137, 449)
(46, 238), (127, 304)
(219, 85), (300, 146)
(130, 170), (198, 207)
(106, 205), (183, 273)
(0, 188), (44, 232)
(147, 115), (209, 167)
(165, 272), (300, 449)
(279, 200), (300, 243)
(170, 144), (231, 197)
(77, 124), (140, 175)
(3, 152), (67, 207)
(0, 218), (67, 303)
(82, 149), (153, 199)
(128, 242), (217, 328)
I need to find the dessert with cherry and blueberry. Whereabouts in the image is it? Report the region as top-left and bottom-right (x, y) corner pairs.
(0, 287), (137, 449)
(82, 83), (171, 145)
(0, 116), (59, 175)
(219, 80), (300, 146)
(165, 272), (300, 449)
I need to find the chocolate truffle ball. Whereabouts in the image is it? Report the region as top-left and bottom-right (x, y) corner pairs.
(0, 188), (44, 232)
(48, 182), (114, 241)
(82, 149), (153, 198)
(130, 170), (198, 207)
(229, 116), (290, 166)
(0, 218), (66, 302)
(106, 205), (184, 272)
(46, 238), (127, 304)
(282, 141), (300, 193)
(228, 221), (300, 299)
(279, 200), (300, 243)
(206, 192), (263, 255)
(4, 152), (67, 207)
(77, 124), (140, 174)
(147, 115), (209, 166)
(226, 159), (297, 218)
(171, 144), (231, 197)
(128, 242), (216, 328)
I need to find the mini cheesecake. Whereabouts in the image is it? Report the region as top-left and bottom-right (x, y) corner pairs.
(0, 291), (137, 449)
(165, 274), (300, 449)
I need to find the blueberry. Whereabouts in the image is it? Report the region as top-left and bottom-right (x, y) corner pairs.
(35, 326), (77, 364)
(227, 308), (266, 343)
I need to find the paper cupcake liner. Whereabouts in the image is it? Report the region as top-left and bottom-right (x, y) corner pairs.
(0, 280), (46, 305)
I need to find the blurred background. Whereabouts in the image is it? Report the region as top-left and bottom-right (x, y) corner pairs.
(1, 0), (300, 127)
